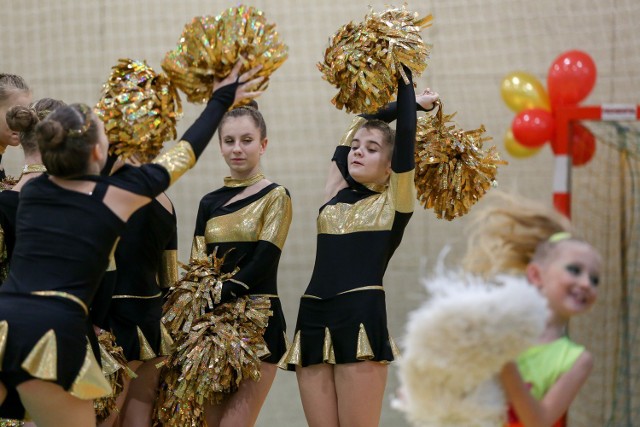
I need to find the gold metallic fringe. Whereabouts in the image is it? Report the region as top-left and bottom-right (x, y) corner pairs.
(318, 5), (432, 114)
(162, 5), (288, 105)
(0, 419), (23, 427)
(414, 101), (507, 220)
(95, 59), (182, 163)
(162, 248), (241, 337)
(154, 296), (272, 426)
(0, 177), (17, 192)
(94, 331), (136, 423)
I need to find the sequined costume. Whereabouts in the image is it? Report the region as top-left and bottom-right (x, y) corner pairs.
(0, 83), (237, 420)
(280, 72), (416, 368)
(188, 174), (292, 363)
(506, 337), (584, 427)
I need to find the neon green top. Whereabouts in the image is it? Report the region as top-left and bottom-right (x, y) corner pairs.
(516, 337), (585, 399)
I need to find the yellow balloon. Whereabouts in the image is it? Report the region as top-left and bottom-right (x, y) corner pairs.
(504, 129), (541, 158)
(501, 71), (551, 112)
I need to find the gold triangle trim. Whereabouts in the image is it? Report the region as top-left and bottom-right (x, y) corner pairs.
(70, 342), (112, 399)
(389, 335), (401, 358)
(99, 341), (121, 376)
(322, 327), (336, 364)
(21, 329), (57, 380)
(277, 331), (301, 369)
(0, 320), (8, 369)
(136, 327), (157, 361)
(356, 323), (374, 360)
(159, 323), (174, 356)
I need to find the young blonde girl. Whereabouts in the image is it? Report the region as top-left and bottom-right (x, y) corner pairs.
(463, 193), (601, 427)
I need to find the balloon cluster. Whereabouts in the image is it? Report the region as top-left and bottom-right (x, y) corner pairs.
(501, 50), (597, 166)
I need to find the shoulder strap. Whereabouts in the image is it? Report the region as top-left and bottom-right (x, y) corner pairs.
(90, 181), (109, 201)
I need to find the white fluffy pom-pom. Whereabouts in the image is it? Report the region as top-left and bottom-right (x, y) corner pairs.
(395, 273), (548, 427)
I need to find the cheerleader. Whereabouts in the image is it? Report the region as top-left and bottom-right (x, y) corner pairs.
(0, 99), (65, 279)
(0, 74), (31, 180)
(279, 68), (438, 427)
(0, 62), (262, 427)
(161, 101), (292, 427)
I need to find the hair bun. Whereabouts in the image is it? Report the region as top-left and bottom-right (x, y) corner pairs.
(6, 105), (38, 133)
(36, 120), (66, 149)
(246, 99), (259, 110)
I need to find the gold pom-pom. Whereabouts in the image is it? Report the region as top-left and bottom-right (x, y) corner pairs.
(162, 248), (241, 338)
(318, 5), (432, 114)
(414, 101), (507, 220)
(93, 331), (137, 423)
(154, 249), (271, 426)
(95, 59), (182, 163)
(161, 5), (288, 104)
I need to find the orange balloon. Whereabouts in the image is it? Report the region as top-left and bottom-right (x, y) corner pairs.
(504, 129), (541, 158)
(501, 71), (551, 113)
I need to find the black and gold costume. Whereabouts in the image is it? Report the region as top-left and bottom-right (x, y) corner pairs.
(189, 174), (292, 362)
(0, 82), (237, 420)
(0, 188), (18, 283)
(0, 166), (48, 282)
(106, 180), (177, 361)
(280, 71), (417, 368)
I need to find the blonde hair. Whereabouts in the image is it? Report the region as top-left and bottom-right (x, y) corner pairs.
(461, 192), (573, 278)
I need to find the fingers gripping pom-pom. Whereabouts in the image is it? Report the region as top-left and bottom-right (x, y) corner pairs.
(161, 5), (288, 105)
(95, 59), (182, 163)
(414, 101), (507, 220)
(318, 5), (432, 114)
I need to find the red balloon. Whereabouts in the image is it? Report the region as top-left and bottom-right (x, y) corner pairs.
(570, 122), (596, 166)
(547, 50), (597, 106)
(511, 108), (555, 148)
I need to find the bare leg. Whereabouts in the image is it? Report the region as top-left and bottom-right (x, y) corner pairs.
(335, 361), (387, 427)
(119, 357), (164, 427)
(98, 359), (143, 427)
(205, 362), (277, 427)
(296, 364), (339, 427)
(17, 379), (95, 427)
(0, 380), (6, 406)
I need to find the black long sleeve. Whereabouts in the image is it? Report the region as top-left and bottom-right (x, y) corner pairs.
(392, 68), (417, 173)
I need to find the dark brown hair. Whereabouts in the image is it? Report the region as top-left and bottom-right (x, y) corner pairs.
(6, 98), (65, 156)
(0, 74), (30, 104)
(219, 100), (267, 141)
(36, 103), (100, 177)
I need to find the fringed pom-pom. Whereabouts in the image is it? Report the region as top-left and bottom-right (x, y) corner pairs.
(162, 249), (241, 338)
(161, 5), (288, 105)
(95, 59), (182, 163)
(414, 101), (507, 220)
(318, 5), (432, 114)
(0, 176), (17, 192)
(93, 331), (136, 423)
(154, 296), (272, 427)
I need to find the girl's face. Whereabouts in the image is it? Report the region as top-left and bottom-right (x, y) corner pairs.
(348, 127), (392, 185)
(0, 91), (32, 148)
(528, 241), (601, 320)
(219, 115), (266, 179)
